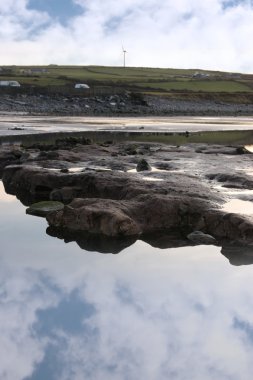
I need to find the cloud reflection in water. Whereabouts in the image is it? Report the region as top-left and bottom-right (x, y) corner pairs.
(1, 184), (253, 379)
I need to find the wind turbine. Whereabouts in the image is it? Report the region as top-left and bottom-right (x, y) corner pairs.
(122, 46), (127, 68)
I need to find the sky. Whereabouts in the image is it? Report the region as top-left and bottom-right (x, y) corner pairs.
(1, 0), (253, 72)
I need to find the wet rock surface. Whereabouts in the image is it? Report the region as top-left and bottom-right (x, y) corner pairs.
(2, 138), (253, 260)
(187, 231), (217, 245)
(0, 146), (29, 176)
(206, 173), (253, 189)
(136, 159), (151, 172)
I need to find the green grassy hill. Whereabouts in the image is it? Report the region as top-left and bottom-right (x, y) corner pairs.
(1, 65), (253, 96)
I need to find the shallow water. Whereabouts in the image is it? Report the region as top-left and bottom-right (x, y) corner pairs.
(222, 199), (253, 214)
(1, 115), (253, 136)
(1, 183), (253, 379)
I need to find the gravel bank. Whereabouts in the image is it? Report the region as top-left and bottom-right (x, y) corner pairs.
(1, 93), (253, 116)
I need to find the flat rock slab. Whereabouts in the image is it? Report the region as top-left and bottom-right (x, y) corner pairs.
(26, 201), (64, 217)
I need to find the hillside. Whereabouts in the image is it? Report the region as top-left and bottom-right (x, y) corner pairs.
(0, 65), (253, 99)
(1, 65), (253, 115)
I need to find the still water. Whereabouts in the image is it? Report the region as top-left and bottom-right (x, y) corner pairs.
(1, 115), (253, 136)
(1, 182), (253, 380)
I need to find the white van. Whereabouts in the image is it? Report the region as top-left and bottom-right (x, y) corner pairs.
(74, 83), (90, 89)
(0, 80), (21, 87)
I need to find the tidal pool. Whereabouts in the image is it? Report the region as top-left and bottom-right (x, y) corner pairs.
(1, 182), (253, 380)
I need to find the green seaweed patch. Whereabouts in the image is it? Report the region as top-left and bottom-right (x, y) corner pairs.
(127, 130), (253, 145)
(26, 201), (64, 217)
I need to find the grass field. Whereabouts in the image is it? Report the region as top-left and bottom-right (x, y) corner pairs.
(135, 80), (252, 92)
(0, 65), (253, 94)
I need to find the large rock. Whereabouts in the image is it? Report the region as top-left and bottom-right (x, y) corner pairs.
(47, 198), (142, 237)
(45, 193), (211, 237)
(203, 210), (253, 242)
(46, 197), (253, 241)
(4, 154), (253, 244)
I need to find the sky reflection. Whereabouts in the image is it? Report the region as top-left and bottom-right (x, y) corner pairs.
(222, 199), (253, 215)
(1, 183), (253, 379)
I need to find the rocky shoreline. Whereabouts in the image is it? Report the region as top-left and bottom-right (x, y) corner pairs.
(2, 136), (253, 264)
(1, 93), (253, 116)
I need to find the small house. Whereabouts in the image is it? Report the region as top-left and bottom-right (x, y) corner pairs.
(192, 72), (210, 79)
(20, 68), (48, 75)
(30, 68), (48, 74)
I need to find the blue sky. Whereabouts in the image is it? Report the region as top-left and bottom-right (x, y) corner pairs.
(1, 0), (253, 72)
(27, 0), (83, 25)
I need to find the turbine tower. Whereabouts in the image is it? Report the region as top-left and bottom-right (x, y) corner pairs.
(122, 46), (127, 68)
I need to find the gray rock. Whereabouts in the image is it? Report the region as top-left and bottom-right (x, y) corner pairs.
(187, 231), (217, 245)
(206, 173), (253, 190)
(136, 159), (151, 172)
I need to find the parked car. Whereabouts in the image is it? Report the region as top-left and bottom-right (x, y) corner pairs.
(0, 80), (21, 87)
(74, 83), (90, 89)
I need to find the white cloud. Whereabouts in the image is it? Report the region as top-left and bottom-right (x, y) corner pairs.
(0, 0), (253, 71)
(0, 0), (49, 40)
(2, 193), (253, 380)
